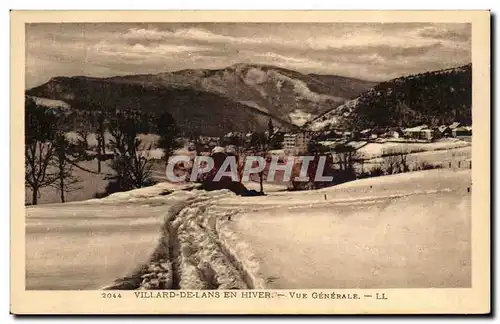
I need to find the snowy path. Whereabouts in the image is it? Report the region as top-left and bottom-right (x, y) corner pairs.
(102, 191), (251, 290)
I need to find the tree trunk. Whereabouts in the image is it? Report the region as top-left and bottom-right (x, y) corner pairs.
(97, 129), (105, 173)
(59, 176), (65, 203)
(83, 135), (88, 150)
(32, 187), (38, 205)
(97, 135), (102, 173)
(100, 135), (106, 157)
(164, 151), (170, 167)
(259, 172), (264, 194)
(79, 131), (89, 150)
(97, 155), (102, 173)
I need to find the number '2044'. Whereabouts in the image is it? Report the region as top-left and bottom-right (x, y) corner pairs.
(101, 292), (122, 299)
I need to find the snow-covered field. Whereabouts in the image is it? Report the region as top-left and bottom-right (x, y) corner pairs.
(25, 189), (193, 290)
(357, 138), (471, 159)
(360, 146), (471, 173)
(25, 168), (471, 290)
(213, 168), (471, 288)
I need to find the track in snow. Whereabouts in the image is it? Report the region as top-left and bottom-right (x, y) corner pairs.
(105, 191), (252, 290)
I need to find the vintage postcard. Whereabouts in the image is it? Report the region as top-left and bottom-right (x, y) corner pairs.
(11, 10), (490, 314)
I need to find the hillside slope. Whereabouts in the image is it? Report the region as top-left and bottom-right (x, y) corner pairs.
(308, 64), (472, 131)
(106, 64), (375, 125)
(26, 64), (375, 134)
(26, 76), (293, 136)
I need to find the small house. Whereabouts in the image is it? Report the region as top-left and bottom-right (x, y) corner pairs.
(359, 128), (372, 139)
(342, 131), (352, 139)
(383, 127), (404, 139)
(442, 122), (461, 137)
(403, 125), (429, 140)
(452, 125), (472, 137)
(372, 127), (387, 137)
(420, 128), (433, 140)
(438, 125), (448, 133)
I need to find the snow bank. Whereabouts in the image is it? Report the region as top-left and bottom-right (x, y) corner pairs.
(95, 182), (199, 202)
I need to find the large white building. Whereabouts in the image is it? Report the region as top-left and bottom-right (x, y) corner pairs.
(283, 132), (312, 154)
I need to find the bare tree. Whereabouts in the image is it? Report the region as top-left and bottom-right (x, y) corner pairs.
(75, 112), (93, 151)
(24, 97), (59, 205)
(381, 147), (410, 175)
(51, 133), (88, 203)
(333, 143), (360, 177)
(381, 154), (400, 175)
(256, 132), (270, 194)
(91, 111), (107, 173)
(154, 111), (180, 166)
(107, 110), (154, 191)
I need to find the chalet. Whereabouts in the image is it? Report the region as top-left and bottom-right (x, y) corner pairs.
(442, 122), (461, 137)
(419, 128), (434, 140)
(371, 127), (387, 138)
(433, 125), (447, 138)
(452, 125), (472, 137)
(342, 131), (352, 139)
(326, 130), (343, 140)
(359, 128), (372, 139)
(382, 127), (404, 139)
(403, 125), (433, 140)
(429, 126), (443, 139)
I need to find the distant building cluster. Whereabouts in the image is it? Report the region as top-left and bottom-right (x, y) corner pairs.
(400, 122), (472, 141)
(182, 122), (471, 156)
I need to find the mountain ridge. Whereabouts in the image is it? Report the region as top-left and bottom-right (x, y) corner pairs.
(26, 63), (376, 135)
(306, 63), (472, 131)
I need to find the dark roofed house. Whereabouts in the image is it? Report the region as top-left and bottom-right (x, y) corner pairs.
(438, 125), (448, 133)
(382, 127), (404, 139)
(442, 122), (462, 137)
(452, 125), (472, 137)
(372, 127), (387, 137)
(359, 128), (372, 140)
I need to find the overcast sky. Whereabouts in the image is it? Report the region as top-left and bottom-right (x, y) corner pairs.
(25, 22), (471, 89)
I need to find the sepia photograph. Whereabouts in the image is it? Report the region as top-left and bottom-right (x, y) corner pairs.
(11, 10), (490, 315)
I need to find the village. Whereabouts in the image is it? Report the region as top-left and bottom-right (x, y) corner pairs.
(183, 121), (473, 157)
